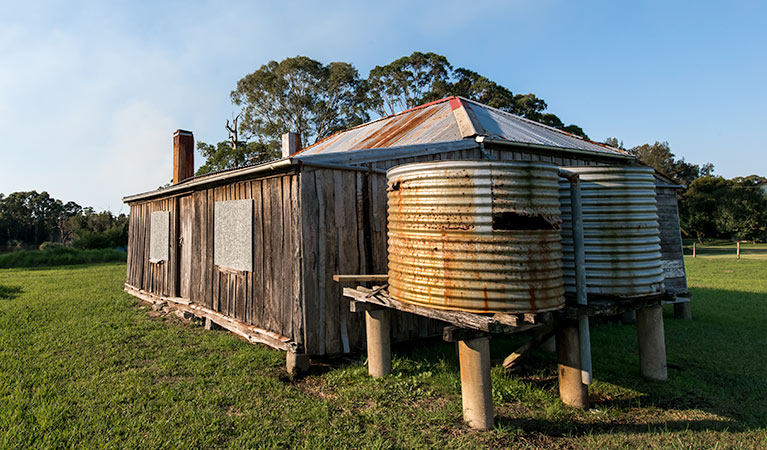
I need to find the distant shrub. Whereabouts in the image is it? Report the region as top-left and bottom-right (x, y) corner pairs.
(72, 228), (127, 250)
(39, 241), (65, 251)
(0, 247), (126, 268)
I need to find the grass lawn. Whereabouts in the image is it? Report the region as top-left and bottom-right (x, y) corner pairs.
(0, 258), (766, 449)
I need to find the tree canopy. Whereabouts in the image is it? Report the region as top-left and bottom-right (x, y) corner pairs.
(197, 52), (588, 175)
(231, 56), (368, 153)
(606, 137), (765, 243)
(626, 141), (713, 185)
(0, 191), (127, 251)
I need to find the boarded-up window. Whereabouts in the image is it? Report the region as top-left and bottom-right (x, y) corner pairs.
(149, 211), (170, 262)
(214, 200), (253, 271)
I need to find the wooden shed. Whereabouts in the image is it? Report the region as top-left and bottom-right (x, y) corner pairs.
(123, 97), (689, 358)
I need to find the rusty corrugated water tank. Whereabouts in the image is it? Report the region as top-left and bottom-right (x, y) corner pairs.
(386, 160), (565, 313)
(559, 166), (664, 297)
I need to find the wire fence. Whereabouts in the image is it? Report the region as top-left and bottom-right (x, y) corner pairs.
(683, 241), (767, 259)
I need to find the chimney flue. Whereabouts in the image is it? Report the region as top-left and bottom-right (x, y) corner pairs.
(173, 129), (194, 184)
(281, 131), (301, 158)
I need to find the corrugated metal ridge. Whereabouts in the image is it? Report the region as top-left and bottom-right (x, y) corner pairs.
(460, 97), (630, 156)
(291, 96), (458, 157)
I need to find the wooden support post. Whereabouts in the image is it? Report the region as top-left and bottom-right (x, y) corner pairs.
(365, 309), (391, 377)
(204, 317), (222, 330)
(458, 336), (494, 430)
(620, 310), (637, 324)
(540, 336), (556, 353)
(286, 352), (310, 376)
(693, 242), (696, 258)
(737, 241), (741, 260)
(674, 302), (692, 320)
(636, 305), (668, 381)
(556, 322), (588, 409)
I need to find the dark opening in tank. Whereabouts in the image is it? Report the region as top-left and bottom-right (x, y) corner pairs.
(492, 212), (558, 231)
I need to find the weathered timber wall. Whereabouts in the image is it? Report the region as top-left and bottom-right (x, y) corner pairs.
(127, 197), (178, 297)
(656, 186), (688, 294)
(127, 173), (303, 348)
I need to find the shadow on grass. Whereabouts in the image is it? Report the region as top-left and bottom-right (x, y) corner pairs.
(497, 416), (739, 437)
(348, 285), (766, 437)
(556, 286), (767, 435)
(0, 284), (23, 300)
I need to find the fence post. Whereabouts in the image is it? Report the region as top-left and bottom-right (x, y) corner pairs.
(737, 241), (741, 260)
(692, 242), (696, 258)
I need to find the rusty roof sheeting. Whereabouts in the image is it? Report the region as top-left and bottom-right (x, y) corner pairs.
(295, 96), (628, 159)
(295, 101), (462, 157)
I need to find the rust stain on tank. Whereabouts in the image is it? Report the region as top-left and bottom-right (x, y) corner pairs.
(387, 160), (565, 314)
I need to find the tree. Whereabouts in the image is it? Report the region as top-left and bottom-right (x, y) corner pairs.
(604, 137), (625, 149)
(715, 180), (767, 241)
(680, 177), (730, 243)
(196, 140), (276, 175)
(367, 52), (452, 116)
(367, 53), (588, 137)
(628, 141), (713, 185)
(231, 56), (368, 152)
(201, 53), (590, 174)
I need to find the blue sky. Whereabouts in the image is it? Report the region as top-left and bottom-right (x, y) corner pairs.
(1, 0), (764, 212)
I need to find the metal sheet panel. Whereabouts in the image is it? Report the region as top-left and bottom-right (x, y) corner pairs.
(559, 166), (664, 297)
(149, 211), (170, 262)
(387, 160), (565, 313)
(465, 98), (624, 156)
(297, 102), (462, 157)
(214, 200), (253, 272)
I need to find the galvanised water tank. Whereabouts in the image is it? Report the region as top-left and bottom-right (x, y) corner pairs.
(559, 166), (664, 298)
(387, 160), (565, 313)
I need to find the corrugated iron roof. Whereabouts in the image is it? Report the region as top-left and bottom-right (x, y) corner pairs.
(295, 100), (462, 157)
(295, 96), (629, 159)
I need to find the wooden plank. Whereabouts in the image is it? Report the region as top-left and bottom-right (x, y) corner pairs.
(558, 296), (663, 320)
(179, 195), (193, 299)
(262, 178), (276, 332)
(502, 325), (555, 370)
(342, 287), (533, 334)
(252, 180), (265, 326)
(289, 175), (303, 348)
(337, 170), (359, 352)
(333, 274), (389, 283)
(300, 171), (321, 354)
(442, 326), (488, 343)
(124, 284), (298, 352)
(282, 175), (293, 338)
(206, 189), (215, 310)
(320, 170), (338, 353)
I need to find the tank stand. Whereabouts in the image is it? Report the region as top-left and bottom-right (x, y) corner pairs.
(637, 305), (668, 381)
(343, 283), (554, 431)
(444, 327), (494, 430)
(365, 309), (392, 378)
(349, 300), (392, 378)
(674, 302), (692, 320)
(556, 321), (589, 409)
(286, 352), (310, 376)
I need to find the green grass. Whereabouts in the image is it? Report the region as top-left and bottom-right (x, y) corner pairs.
(0, 260), (765, 448)
(0, 247), (126, 268)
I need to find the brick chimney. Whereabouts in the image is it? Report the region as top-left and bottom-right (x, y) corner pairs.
(281, 131), (302, 158)
(173, 129), (194, 184)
